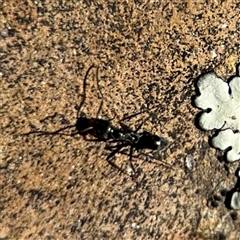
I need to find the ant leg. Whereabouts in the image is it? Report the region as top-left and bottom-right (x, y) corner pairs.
(107, 158), (124, 173)
(23, 124), (76, 136)
(139, 149), (174, 169)
(134, 113), (156, 133)
(106, 143), (125, 161)
(128, 146), (136, 174)
(120, 105), (160, 123)
(82, 136), (105, 142)
(120, 105), (161, 133)
(119, 115), (147, 134)
(121, 110), (147, 122)
(107, 111), (117, 121)
(77, 65), (95, 119)
(119, 122), (133, 133)
(134, 120), (146, 132)
(134, 107), (162, 132)
(106, 143), (136, 174)
(118, 110), (148, 134)
(117, 110), (146, 133)
(106, 143), (130, 172)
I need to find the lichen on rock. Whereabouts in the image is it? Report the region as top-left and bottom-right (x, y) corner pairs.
(194, 69), (240, 162)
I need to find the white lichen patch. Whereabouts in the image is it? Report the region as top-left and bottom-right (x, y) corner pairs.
(231, 191), (240, 210)
(195, 72), (240, 131)
(212, 129), (240, 162)
(195, 70), (240, 162)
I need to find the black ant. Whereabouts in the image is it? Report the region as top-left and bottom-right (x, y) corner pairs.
(24, 65), (169, 174)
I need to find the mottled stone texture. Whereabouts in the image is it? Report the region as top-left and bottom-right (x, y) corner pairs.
(0, 0), (240, 239)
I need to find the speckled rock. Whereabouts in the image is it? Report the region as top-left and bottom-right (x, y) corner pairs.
(1, 1), (240, 239)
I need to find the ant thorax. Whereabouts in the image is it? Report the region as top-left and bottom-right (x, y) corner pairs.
(110, 127), (125, 139)
(125, 132), (140, 144)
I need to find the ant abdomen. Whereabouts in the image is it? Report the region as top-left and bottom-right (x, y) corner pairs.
(76, 117), (113, 140)
(76, 117), (92, 134)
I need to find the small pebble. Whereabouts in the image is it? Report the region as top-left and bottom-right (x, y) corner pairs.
(1, 28), (9, 37)
(185, 154), (194, 170)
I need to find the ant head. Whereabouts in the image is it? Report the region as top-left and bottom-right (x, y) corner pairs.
(148, 135), (169, 150)
(155, 136), (169, 150)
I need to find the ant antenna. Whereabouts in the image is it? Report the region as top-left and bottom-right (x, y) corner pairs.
(77, 64), (95, 119)
(95, 66), (104, 118)
(24, 65), (96, 137)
